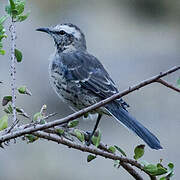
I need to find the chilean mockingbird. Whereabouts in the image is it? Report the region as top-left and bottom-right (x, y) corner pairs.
(37, 23), (162, 150)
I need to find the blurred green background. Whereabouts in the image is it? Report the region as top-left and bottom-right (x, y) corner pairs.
(0, 0), (180, 179)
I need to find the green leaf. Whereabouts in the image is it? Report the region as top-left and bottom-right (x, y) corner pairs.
(0, 34), (8, 41)
(2, 96), (12, 106)
(87, 154), (96, 162)
(67, 120), (79, 128)
(18, 86), (31, 95)
(16, 107), (29, 118)
(25, 134), (38, 143)
(144, 164), (167, 176)
(5, 5), (11, 15)
(177, 78), (180, 88)
(154, 163), (168, 176)
(114, 145), (127, 157)
(15, 0), (25, 15)
(144, 164), (157, 174)
(165, 163), (174, 178)
(133, 144), (145, 160)
(18, 86), (26, 94)
(91, 130), (101, 147)
(9, 0), (16, 10)
(4, 104), (13, 114)
(159, 177), (166, 180)
(74, 129), (84, 143)
(33, 112), (43, 121)
(15, 48), (22, 62)
(168, 163), (174, 170)
(16, 12), (29, 22)
(56, 128), (64, 135)
(0, 15), (8, 25)
(0, 49), (5, 55)
(108, 146), (116, 153)
(0, 115), (8, 131)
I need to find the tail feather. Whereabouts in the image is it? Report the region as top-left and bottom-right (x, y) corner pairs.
(105, 102), (162, 150)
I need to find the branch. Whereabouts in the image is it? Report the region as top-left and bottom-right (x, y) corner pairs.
(157, 79), (180, 93)
(1, 67), (178, 180)
(43, 128), (157, 180)
(32, 130), (155, 180)
(0, 66), (179, 144)
(9, 18), (17, 123)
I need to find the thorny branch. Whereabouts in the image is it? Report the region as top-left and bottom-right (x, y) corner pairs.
(9, 19), (17, 124)
(0, 66), (179, 180)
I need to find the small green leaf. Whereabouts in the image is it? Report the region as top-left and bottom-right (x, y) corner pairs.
(18, 86), (31, 95)
(15, 48), (22, 62)
(108, 146), (116, 153)
(144, 164), (167, 176)
(56, 128), (64, 135)
(144, 164), (157, 174)
(165, 162), (174, 178)
(177, 78), (180, 88)
(16, 12), (29, 22)
(74, 129), (84, 143)
(87, 154), (96, 162)
(2, 96), (12, 106)
(133, 144), (145, 160)
(0, 49), (5, 55)
(0, 15), (8, 25)
(168, 163), (174, 170)
(4, 104), (13, 114)
(67, 120), (79, 128)
(0, 115), (8, 130)
(0, 34), (8, 41)
(16, 107), (29, 118)
(15, 0), (25, 15)
(159, 177), (166, 180)
(9, 0), (16, 10)
(91, 130), (101, 147)
(18, 86), (26, 94)
(114, 145), (127, 157)
(33, 112), (43, 121)
(25, 134), (38, 143)
(5, 5), (11, 15)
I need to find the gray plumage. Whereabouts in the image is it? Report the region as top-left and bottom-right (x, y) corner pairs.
(37, 23), (162, 149)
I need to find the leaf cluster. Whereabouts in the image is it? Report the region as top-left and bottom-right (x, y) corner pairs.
(0, 16), (8, 55)
(5, 0), (29, 22)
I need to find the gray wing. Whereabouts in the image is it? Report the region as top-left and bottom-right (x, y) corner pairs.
(61, 51), (129, 109)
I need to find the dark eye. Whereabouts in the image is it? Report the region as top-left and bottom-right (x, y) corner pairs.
(58, 30), (66, 35)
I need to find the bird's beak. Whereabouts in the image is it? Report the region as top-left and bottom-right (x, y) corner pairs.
(36, 27), (50, 34)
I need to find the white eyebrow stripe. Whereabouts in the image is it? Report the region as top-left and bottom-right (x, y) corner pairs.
(54, 25), (81, 39)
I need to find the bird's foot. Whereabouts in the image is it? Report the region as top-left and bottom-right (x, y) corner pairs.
(85, 131), (93, 146)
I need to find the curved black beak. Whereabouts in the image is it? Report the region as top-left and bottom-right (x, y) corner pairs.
(36, 27), (50, 33)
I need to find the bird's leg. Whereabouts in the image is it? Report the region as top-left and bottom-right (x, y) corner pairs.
(86, 113), (102, 146)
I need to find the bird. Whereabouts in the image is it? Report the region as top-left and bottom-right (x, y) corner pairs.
(36, 23), (162, 150)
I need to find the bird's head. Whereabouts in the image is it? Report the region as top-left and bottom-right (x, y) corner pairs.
(36, 23), (86, 52)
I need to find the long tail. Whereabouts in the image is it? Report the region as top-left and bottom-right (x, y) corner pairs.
(105, 102), (162, 150)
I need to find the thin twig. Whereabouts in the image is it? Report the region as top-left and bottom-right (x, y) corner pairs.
(43, 128), (157, 180)
(10, 19), (17, 123)
(0, 66), (179, 144)
(33, 131), (154, 180)
(156, 79), (180, 93)
(119, 162), (144, 180)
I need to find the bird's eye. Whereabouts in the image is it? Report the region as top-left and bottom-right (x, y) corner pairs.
(58, 30), (66, 35)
